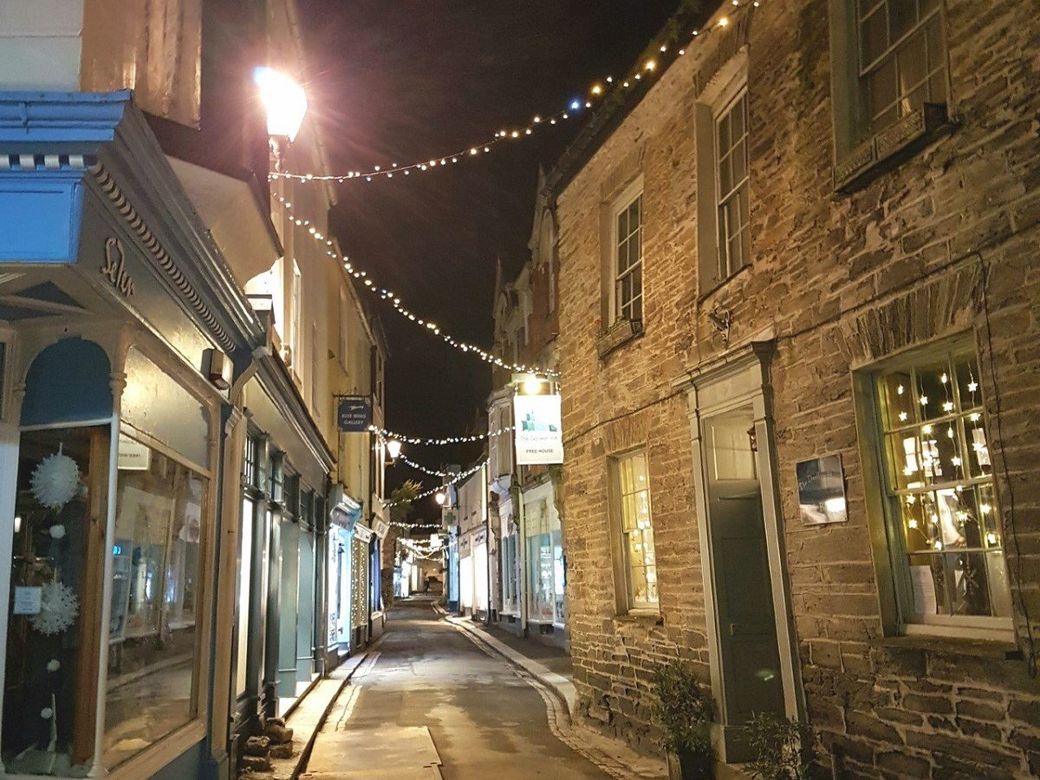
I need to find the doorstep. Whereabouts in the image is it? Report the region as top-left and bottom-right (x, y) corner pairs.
(255, 649), (376, 780)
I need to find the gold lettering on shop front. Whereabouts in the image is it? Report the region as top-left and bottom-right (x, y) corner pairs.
(101, 237), (136, 297)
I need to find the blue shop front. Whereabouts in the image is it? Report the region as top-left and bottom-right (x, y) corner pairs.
(0, 92), (264, 779)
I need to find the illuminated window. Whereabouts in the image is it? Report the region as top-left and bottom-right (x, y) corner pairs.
(874, 348), (1011, 625)
(614, 450), (658, 610)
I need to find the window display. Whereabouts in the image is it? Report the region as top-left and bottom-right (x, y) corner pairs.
(103, 437), (207, 768)
(875, 351), (1011, 622)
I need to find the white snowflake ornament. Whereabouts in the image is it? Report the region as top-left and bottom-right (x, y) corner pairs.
(30, 581), (79, 636)
(31, 448), (80, 511)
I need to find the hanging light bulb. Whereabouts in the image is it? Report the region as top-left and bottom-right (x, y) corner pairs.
(387, 439), (403, 461)
(435, 491), (447, 506)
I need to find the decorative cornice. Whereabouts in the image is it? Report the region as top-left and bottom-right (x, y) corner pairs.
(90, 162), (235, 352)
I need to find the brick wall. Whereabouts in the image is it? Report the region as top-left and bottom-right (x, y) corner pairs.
(554, 0), (1040, 773)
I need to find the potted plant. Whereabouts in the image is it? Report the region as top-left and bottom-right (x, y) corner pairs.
(745, 712), (815, 780)
(653, 661), (715, 779)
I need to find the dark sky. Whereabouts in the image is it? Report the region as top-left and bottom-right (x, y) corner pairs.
(299, 1), (679, 518)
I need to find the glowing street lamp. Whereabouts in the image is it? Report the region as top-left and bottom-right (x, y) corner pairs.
(253, 66), (308, 142)
(386, 439), (403, 461)
(434, 491), (446, 506)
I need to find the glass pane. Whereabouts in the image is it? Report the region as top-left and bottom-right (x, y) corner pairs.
(954, 356), (982, 410)
(235, 498), (254, 698)
(916, 359), (954, 421)
(867, 57), (897, 120)
(631, 267), (642, 304)
(886, 431), (922, 490)
(617, 208), (628, 239)
(975, 484), (999, 545)
(718, 112), (731, 154)
(933, 486), (977, 550)
(732, 138), (747, 187)
(730, 95), (745, 139)
(948, 551), (993, 617)
(105, 442), (207, 768)
(877, 370), (915, 429)
(889, 0), (917, 43)
(907, 552), (944, 616)
(920, 421), (963, 485)
(962, 415), (991, 477)
(5, 427), (101, 773)
(631, 294), (643, 322)
(860, 5), (888, 66)
(900, 493), (933, 552)
(629, 198), (640, 231)
(629, 563), (649, 606)
(719, 150), (733, 197)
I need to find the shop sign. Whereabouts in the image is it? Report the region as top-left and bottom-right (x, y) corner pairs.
(796, 453), (848, 525)
(513, 393), (564, 465)
(13, 586), (41, 615)
(354, 524), (373, 543)
(337, 396), (372, 432)
(374, 518), (390, 540)
(100, 237), (136, 297)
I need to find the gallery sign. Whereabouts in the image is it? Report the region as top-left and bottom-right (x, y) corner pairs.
(513, 393), (564, 465)
(374, 518), (390, 540)
(354, 524), (373, 543)
(337, 396), (372, 432)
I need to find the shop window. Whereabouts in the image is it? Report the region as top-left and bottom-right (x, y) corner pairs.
(269, 452), (285, 504)
(525, 498), (563, 624)
(829, 0), (950, 188)
(4, 426), (107, 773)
(613, 450), (659, 611)
(243, 435), (260, 489)
(612, 184), (643, 324)
(235, 497), (254, 699)
(868, 345), (1012, 633)
(104, 435), (207, 767)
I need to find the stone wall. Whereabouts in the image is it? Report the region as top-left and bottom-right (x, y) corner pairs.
(554, 0), (1040, 774)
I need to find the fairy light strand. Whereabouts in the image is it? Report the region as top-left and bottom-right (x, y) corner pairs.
(272, 192), (557, 377)
(380, 459), (488, 507)
(371, 424), (513, 447)
(268, 1), (760, 184)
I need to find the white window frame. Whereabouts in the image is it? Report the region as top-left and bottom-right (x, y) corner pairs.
(289, 259), (303, 372)
(611, 449), (659, 613)
(713, 88), (751, 282)
(610, 178), (644, 325)
(695, 52), (748, 296)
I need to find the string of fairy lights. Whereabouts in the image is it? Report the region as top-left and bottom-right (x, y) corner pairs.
(379, 459), (488, 508)
(271, 192), (557, 378)
(270, 1), (760, 185)
(369, 424), (513, 447)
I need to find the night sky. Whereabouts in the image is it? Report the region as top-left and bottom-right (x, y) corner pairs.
(300, 1), (679, 518)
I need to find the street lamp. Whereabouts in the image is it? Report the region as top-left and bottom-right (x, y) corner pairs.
(254, 66), (308, 143)
(386, 439), (403, 461)
(434, 491), (446, 506)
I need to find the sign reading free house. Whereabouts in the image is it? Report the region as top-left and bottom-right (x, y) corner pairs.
(513, 393), (564, 465)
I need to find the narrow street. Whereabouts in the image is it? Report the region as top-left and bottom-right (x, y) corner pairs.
(304, 598), (609, 779)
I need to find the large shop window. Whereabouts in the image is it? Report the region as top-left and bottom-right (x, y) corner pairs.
(614, 451), (658, 611)
(872, 347), (1012, 630)
(525, 499), (564, 625)
(105, 435), (207, 767)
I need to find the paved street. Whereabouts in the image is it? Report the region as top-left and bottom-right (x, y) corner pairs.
(304, 599), (610, 779)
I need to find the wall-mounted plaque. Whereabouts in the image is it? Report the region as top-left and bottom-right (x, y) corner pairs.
(796, 454), (848, 526)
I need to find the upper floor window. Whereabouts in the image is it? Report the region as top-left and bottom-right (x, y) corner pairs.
(243, 435), (261, 490)
(614, 450), (658, 611)
(613, 190), (643, 323)
(715, 90), (750, 280)
(868, 344), (1012, 633)
(290, 260), (303, 371)
(857, 0), (947, 136)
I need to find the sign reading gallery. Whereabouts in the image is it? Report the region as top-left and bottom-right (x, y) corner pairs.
(513, 393), (564, 465)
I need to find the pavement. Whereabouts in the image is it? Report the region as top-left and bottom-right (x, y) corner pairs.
(300, 597), (667, 779)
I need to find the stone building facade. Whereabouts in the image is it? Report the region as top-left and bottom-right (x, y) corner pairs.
(548, 0), (1040, 775)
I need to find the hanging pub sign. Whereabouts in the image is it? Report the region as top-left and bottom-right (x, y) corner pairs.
(513, 393), (564, 465)
(337, 395), (372, 432)
(374, 518), (390, 540)
(796, 453), (848, 525)
(354, 524), (373, 543)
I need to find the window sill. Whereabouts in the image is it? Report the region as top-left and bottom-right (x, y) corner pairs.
(873, 634), (1022, 660)
(597, 317), (643, 359)
(698, 262), (751, 301)
(614, 609), (663, 626)
(834, 103), (954, 194)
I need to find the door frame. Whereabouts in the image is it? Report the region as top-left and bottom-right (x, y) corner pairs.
(676, 338), (803, 762)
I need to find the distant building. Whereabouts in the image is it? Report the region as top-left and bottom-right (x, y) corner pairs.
(487, 170), (566, 648)
(547, 0), (1040, 775)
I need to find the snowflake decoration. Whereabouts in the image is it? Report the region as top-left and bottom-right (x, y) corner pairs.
(30, 449), (80, 511)
(30, 581), (79, 636)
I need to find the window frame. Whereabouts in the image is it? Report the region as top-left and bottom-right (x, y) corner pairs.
(609, 177), (644, 326)
(854, 335), (1015, 642)
(609, 448), (659, 614)
(828, 0), (953, 190)
(713, 87), (751, 283)
(694, 52), (749, 298)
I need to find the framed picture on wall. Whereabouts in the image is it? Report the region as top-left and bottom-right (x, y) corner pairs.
(796, 453), (848, 525)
